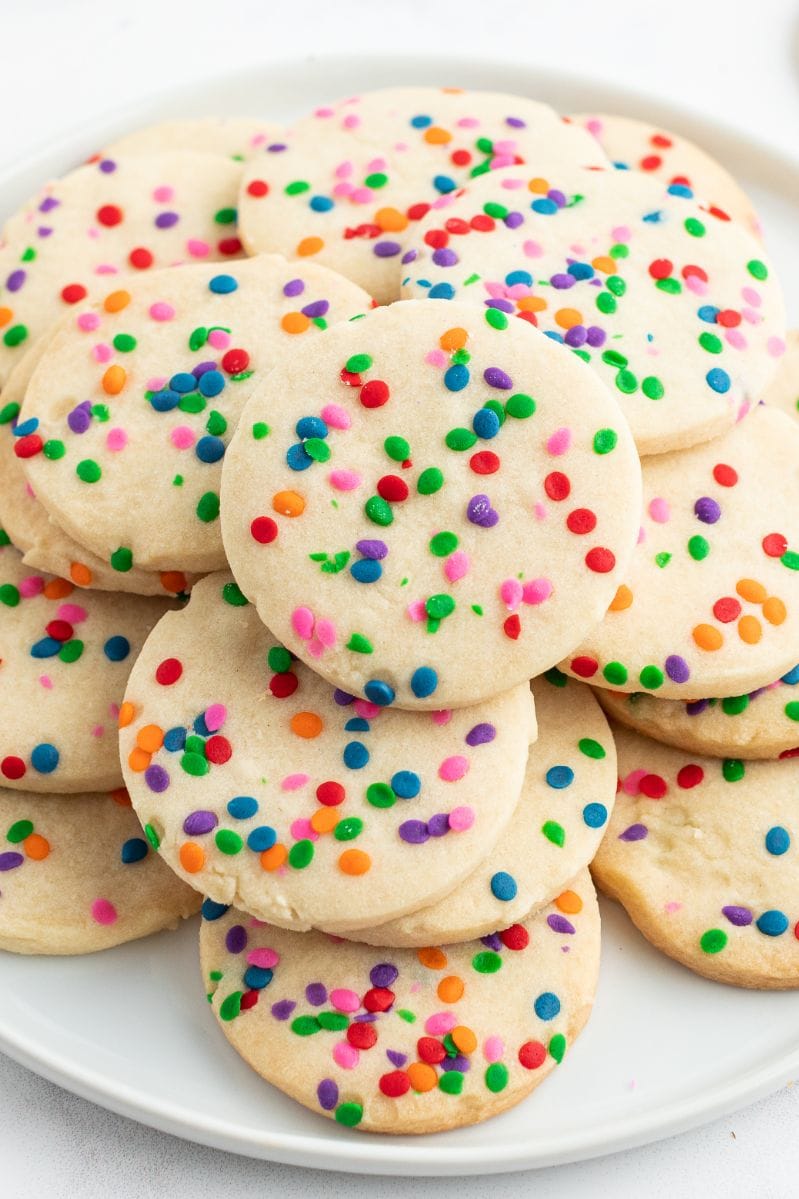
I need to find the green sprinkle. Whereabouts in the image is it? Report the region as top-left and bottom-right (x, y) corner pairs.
(252, 422), (270, 439)
(425, 594), (455, 620)
(445, 427), (478, 451)
(304, 437), (330, 463)
(593, 428), (617, 454)
(642, 376), (664, 399)
(384, 435), (410, 462)
(91, 404), (110, 422)
(178, 393), (205, 414)
(317, 1012), (349, 1031)
(439, 1071), (465, 1095)
(485, 1063), (509, 1093)
(548, 1034), (567, 1064)
(542, 820), (566, 847)
(685, 217), (706, 237)
(366, 782), (395, 809)
(334, 817), (363, 841)
(181, 752), (209, 777)
(700, 929), (728, 954)
(7, 820), (33, 843)
(345, 353), (372, 373)
(0, 402), (21, 424)
(485, 399), (506, 425)
(485, 308), (508, 330)
(655, 552), (672, 568)
(483, 201), (508, 219)
(112, 333), (136, 352)
(219, 992), (242, 1022)
(606, 275), (626, 296)
(505, 392), (535, 419)
(173, 475), (183, 486)
(335, 1102), (363, 1127)
(215, 830), (243, 855)
(397, 1009), (416, 1023)
(364, 171), (388, 189)
(291, 1015), (321, 1036)
(110, 547), (133, 573)
(0, 529), (9, 547)
(656, 277), (682, 295)
(45, 439), (66, 460)
(603, 661), (628, 686)
(688, 535), (710, 561)
(610, 243), (629, 258)
(602, 349), (628, 369)
(579, 738), (606, 759)
(721, 695), (748, 715)
(189, 327), (207, 350)
(596, 291), (616, 315)
(289, 839), (314, 869)
(268, 645), (292, 673)
(144, 823), (161, 851)
(196, 492), (220, 523)
(417, 467), (444, 495)
(0, 584), (20, 608)
(615, 369), (638, 394)
(722, 758), (745, 782)
(76, 459), (101, 483)
(639, 665), (664, 690)
(784, 702), (799, 722)
(206, 410), (227, 436)
(222, 582), (248, 607)
(747, 259), (768, 280)
(3, 325), (28, 348)
(58, 639), (83, 663)
(429, 531), (458, 557)
(780, 551), (799, 571)
(472, 950), (502, 974)
(347, 633), (373, 654)
(214, 206), (237, 224)
(544, 667), (568, 688)
(285, 180), (310, 196)
(699, 332), (722, 354)
(365, 495), (393, 526)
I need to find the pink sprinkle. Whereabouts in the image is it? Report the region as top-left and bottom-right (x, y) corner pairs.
(307, 635), (324, 659)
(351, 187), (372, 204)
(39, 676), (53, 690)
(353, 700), (381, 719)
(500, 579), (523, 610)
(664, 901), (682, 913)
(406, 600), (426, 622)
(342, 114), (360, 130)
(149, 302), (175, 322)
(741, 307), (762, 326)
(725, 329), (746, 350)
(170, 426), (195, 450)
(204, 703), (227, 732)
(768, 336), (786, 357)
(425, 1012), (457, 1035)
(483, 1035), (504, 1062)
(91, 898), (118, 925)
(321, 403), (351, 429)
(77, 313), (100, 332)
(431, 709), (452, 726)
(333, 181), (354, 198)
(58, 603), (87, 623)
(366, 157), (387, 173)
(153, 185), (175, 202)
(315, 106), (334, 119)
(25, 481), (35, 499)
(106, 427), (128, 451)
(19, 576), (44, 598)
(333, 1041), (359, 1069)
(741, 286), (762, 307)
(247, 947), (279, 968)
(291, 818), (316, 842)
(92, 725), (104, 738)
(425, 348), (448, 367)
(334, 161), (354, 179)
(622, 769), (647, 796)
(281, 773), (310, 791)
(648, 497), (670, 523)
(329, 469), (361, 491)
(499, 175), (525, 189)
(109, 702), (120, 719)
(147, 376), (167, 391)
(547, 427), (572, 456)
(92, 343), (113, 364)
(586, 118), (603, 136)
(292, 607), (315, 639)
(522, 578), (552, 605)
(611, 225), (631, 243)
(637, 525), (647, 544)
(186, 239), (210, 258)
(523, 240), (543, 258)
(330, 988), (360, 1013)
(208, 328), (231, 349)
(457, 117), (479, 129)
(444, 551), (469, 582)
(439, 755), (469, 782)
(249, 917), (268, 928)
(448, 805), (475, 831)
(534, 501), (547, 520)
(315, 619), (336, 647)
(685, 275), (708, 296)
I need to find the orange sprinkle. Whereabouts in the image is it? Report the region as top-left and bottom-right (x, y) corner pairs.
(311, 806), (339, 835)
(290, 711), (323, 739)
(297, 236), (324, 257)
(407, 1062), (438, 1092)
(591, 255), (617, 274)
(423, 126), (452, 145)
(103, 288), (131, 313)
(160, 571), (187, 594)
(179, 842), (205, 873)
(693, 624), (723, 651)
(439, 326), (468, 352)
(417, 946), (448, 970)
(281, 311), (311, 335)
(102, 364), (126, 395)
(609, 584), (633, 612)
(554, 307), (582, 330)
(42, 578), (73, 599)
(0, 307), (12, 328)
(118, 701), (136, 728)
(261, 843), (288, 871)
(376, 207), (409, 232)
(736, 578), (767, 604)
(127, 747), (151, 773)
(339, 848), (371, 875)
(527, 177), (550, 195)
(437, 975), (464, 1003)
(451, 1025), (477, 1055)
(516, 295), (547, 313)
(555, 890), (583, 914)
(136, 723), (164, 753)
(763, 596), (786, 626)
(24, 833), (50, 860)
(272, 490), (305, 517)
(110, 787), (131, 807)
(738, 614), (762, 644)
(70, 562), (93, 587)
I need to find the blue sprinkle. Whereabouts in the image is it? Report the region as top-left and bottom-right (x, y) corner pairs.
(444, 363), (470, 392)
(13, 417), (39, 437)
(364, 680), (395, 707)
(296, 416), (328, 440)
(544, 329), (564, 344)
(697, 305), (720, 324)
(201, 898), (230, 921)
(343, 741), (370, 770)
(350, 558), (382, 584)
(534, 991), (561, 1020)
(310, 195), (334, 212)
(344, 718), (370, 732)
(30, 637), (61, 659)
(433, 174), (457, 194)
(150, 389), (180, 411)
(642, 210), (664, 223)
(781, 664), (799, 685)
(612, 160), (631, 170)
(583, 803), (608, 828)
(244, 965), (274, 989)
(765, 826), (790, 856)
(706, 367), (731, 394)
(121, 837), (148, 864)
(195, 435), (226, 463)
(428, 282), (455, 300)
(410, 114), (432, 128)
(247, 826), (277, 852)
(103, 635), (130, 662)
(668, 183), (693, 198)
(490, 871), (518, 901)
(506, 269), (533, 287)
(286, 442), (313, 471)
(567, 262), (594, 281)
(391, 770), (421, 799)
(228, 796), (259, 820)
(209, 274), (238, 294)
(546, 765), (575, 789)
(170, 372), (196, 394)
(163, 726), (187, 752)
(531, 198), (558, 215)
(198, 370), (225, 398)
(31, 743), (59, 774)
(756, 910), (789, 937)
(473, 407), (500, 439)
(193, 713), (210, 737)
(410, 666), (438, 698)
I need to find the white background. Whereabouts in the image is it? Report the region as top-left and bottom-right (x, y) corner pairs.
(2, 1), (799, 1195)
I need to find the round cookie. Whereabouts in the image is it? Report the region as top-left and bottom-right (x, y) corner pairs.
(0, 335), (196, 595)
(352, 671), (616, 947)
(562, 406), (799, 700)
(0, 545), (171, 792)
(595, 664), (799, 760)
(0, 785), (199, 954)
(19, 256), (369, 574)
(593, 723), (799, 989)
(120, 572), (536, 933)
(0, 151), (243, 388)
(106, 118), (286, 161)
(400, 164), (785, 455)
(221, 299), (641, 710)
(571, 113), (760, 236)
(238, 87), (608, 303)
(763, 328), (799, 421)
(200, 869), (600, 1133)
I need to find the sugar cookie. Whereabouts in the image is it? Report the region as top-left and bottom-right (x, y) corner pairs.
(107, 118), (286, 161)
(763, 328), (799, 421)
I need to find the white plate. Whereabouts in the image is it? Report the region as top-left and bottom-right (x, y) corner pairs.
(1, 55), (798, 1178)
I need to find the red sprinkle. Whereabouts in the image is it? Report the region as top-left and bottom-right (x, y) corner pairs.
(503, 614), (521, 640)
(377, 475), (408, 502)
(129, 247), (154, 270)
(316, 781), (345, 806)
(570, 656), (599, 679)
(639, 773), (667, 799)
(269, 672), (298, 699)
(222, 348), (250, 375)
(61, 283), (88, 304)
(500, 924), (529, 950)
(763, 532), (787, 557)
(470, 450), (500, 475)
(712, 463), (738, 487)
(379, 1071), (411, 1098)
(585, 547), (615, 573)
(518, 1040), (547, 1070)
(251, 516), (278, 544)
(360, 379), (390, 409)
(346, 1022), (378, 1050)
(1, 756), (26, 780)
(566, 508), (597, 535)
(417, 1036), (447, 1064)
(13, 433), (43, 459)
(713, 597), (741, 623)
(363, 987), (394, 1013)
(544, 471), (570, 501)
(246, 180), (269, 197)
(155, 658), (183, 686)
(677, 764), (704, 789)
(205, 735), (232, 765)
(96, 204), (123, 227)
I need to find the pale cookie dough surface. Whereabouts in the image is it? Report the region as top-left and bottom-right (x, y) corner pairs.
(400, 164), (785, 455)
(120, 573), (536, 933)
(571, 112), (760, 236)
(595, 662), (799, 760)
(20, 256), (369, 573)
(763, 328), (799, 421)
(106, 118), (286, 161)
(221, 299), (641, 710)
(0, 546), (171, 792)
(0, 785), (199, 955)
(562, 406), (799, 700)
(0, 151), (244, 388)
(199, 869), (600, 1134)
(593, 724), (799, 989)
(354, 672), (616, 947)
(238, 87), (608, 303)
(0, 335), (195, 595)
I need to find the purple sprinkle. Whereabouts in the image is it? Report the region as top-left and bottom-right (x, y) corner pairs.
(467, 493), (499, 529)
(183, 809), (218, 836)
(447, 1054), (471, 1073)
(551, 273), (575, 290)
(192, 360), (217, 378)
(144, 764), (170, 794)
(549, 189), (567, 208)
(271, 999), (296, 1020)
(305, 982), (327, 1006)
(355, 539), (388, 560)
(427, 812), (450, 837)
(547, 914), (576, 935)
(99, 159), (117, 174)
(722, 905), (753, 926)
(267, 143), (288, 153)
(370, 963), (399, 988)
(354, 1011), (378, 1023)
(504, 211), (524, 230)
(225, 924), (247, 954)
(6, 270), (26, 293)
(619, 823), (648, 842)
(374, 241), (402, 258)
(0, 852), (24, 872)
(333, 688), (355, 706)
(485, 298), (515, 314)
(686, 698), (709, 715)
(37, 226), (53, 238)
(483, 367), (513, 390)
(300, 299), (330, 318)
(317, 1079), (339, 1110)
(39, 196), (60, 213)
(401, 248), (417, 265)
(585, 326), (606, 347)
(694, 496), (721, 524)
(506, 116), (526, 128)
(387, 1049), (408, 1068)
(565, 325), (587, 348)
(665, 655), (690, 684)
(399, 819), (429, 844)
(481, 932), (502, 950)
(283, 278), (305, 297)
(432, 247), (458, 268)
(67, 402), (92, 435)
(154, 211), (179, 229)
(465, 722), (496, 747)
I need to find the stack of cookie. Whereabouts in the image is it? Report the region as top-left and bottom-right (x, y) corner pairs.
(0, 86), (794, 1135)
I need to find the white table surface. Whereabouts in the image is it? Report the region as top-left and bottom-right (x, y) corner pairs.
(3, 1), (799, 1194)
